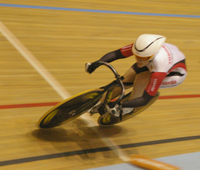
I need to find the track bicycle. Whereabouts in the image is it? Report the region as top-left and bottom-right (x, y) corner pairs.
(38, 61), (159, 128)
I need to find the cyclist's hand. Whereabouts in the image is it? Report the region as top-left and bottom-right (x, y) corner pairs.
(85, 61), (100, 74)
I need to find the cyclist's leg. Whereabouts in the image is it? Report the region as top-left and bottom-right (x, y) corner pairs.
(99, 65), (150, 102)
(129, 70), (151, 100)
(102, 66), (137, 101)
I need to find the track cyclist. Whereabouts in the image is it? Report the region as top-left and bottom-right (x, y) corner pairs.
(85, 34), (187, 117)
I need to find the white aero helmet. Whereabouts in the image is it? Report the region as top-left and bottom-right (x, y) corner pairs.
(132, 34), (166, 58)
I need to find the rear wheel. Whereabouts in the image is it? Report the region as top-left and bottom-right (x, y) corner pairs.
(98, 92), (160, 125)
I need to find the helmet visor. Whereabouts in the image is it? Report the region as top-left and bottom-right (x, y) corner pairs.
(134, 54), (154, 61)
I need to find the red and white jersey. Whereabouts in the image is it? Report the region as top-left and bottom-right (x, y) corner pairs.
(120, 43), (187, 96)
(146, 43), (186, 96)
(147, 43), (186, 73)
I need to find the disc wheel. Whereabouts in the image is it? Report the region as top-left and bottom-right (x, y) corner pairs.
(38, 89), (104, 128)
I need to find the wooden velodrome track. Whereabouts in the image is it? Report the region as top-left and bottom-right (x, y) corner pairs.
(0, 1), (200, 169)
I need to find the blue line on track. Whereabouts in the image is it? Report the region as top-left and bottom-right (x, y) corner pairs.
(0, 3), (200, 18)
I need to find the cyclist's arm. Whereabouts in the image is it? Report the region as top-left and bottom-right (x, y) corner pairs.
(121, 72), (167, 107)
(98, 44), (134, 63)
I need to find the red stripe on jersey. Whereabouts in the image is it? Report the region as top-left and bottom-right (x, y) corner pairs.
(146, 72), (167, 96)
(120, 43), (134, 57)
(168, 63), (187, 73)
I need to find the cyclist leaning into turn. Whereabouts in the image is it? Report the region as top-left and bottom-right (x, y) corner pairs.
(85, 34), (187, 117)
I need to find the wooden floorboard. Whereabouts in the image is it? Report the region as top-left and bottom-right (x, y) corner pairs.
(0, 1), (199, 169)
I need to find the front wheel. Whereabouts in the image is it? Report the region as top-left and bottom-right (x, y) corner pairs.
(38, 89), (104, 128)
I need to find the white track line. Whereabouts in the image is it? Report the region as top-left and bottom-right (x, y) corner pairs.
(0, 21), (70, 100)
(0, 21), (130, 162)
